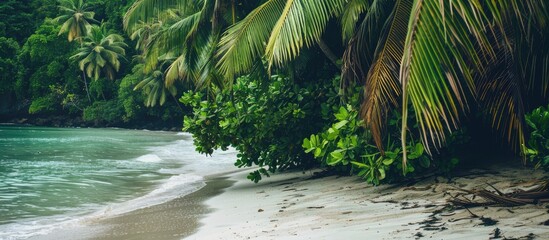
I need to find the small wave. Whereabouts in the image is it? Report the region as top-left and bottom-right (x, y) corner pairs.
(91, 173), (205, 218)
(0, 174), (205, 239)
(135, 154), (162, 163)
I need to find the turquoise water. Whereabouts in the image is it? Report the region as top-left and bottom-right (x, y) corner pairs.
(0, 125), (236, 239)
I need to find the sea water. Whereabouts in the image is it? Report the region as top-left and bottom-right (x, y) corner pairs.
(0, 125), (236, 239)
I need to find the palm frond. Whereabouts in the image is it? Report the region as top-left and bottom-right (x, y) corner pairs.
(399, 0), (496, 167)
(124, 0), (200, 33)
(361, 0), (411, 153)
(265, 0), (346, 69)
(341, 0), (394, 90)
(477, 45), (526, 154)
(165, 53), (188, 86)
(216, 0), (286, 80)
(340, 0), (369, 43)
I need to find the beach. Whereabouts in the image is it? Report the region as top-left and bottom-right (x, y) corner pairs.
(25, 164), (549, 239)
(28, 175), (234, 240)
(189, 165), (549, 239)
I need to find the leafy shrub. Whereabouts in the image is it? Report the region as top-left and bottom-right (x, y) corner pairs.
(181, 75), (334, 182)
(302, 99), (430, 185)
(28, 85), (65, 114)
(523, 104), (549, 170)
(29, 96), (58, 114)
(83, 100), (123, 125)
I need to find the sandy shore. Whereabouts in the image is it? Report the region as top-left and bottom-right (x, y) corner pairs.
(29, 176), (234, 240)
(189, 166), (549, 239)
(26, 165), (549, 240)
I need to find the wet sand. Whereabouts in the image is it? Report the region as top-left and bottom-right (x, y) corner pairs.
(31, 176), (234, 240)
(31, 165), (549, 240)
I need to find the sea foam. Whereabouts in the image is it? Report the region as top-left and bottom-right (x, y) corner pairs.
(135, 154), (162, 163)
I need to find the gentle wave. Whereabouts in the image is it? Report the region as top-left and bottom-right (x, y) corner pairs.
(94, 174), (205, 217)
(0, 174), (207, 240)
(135, 154), (162, 163)
(0, 128), (238, 240)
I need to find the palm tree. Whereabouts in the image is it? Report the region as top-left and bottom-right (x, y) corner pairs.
(54, 0), (97, 42)
(70, 24), (128, 81)
(54, 0), (98, 102)
(124, 0), (347, 89)
(129, 20), (162, 52)
(338, 0), (549, 168)
(133, 59), (180, 107)
(124, 0), (549, 169)
(215, 0), (347, 79)
(124, 0), (227, 91)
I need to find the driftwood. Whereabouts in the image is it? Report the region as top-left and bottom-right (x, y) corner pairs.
(449, 181), (549, 207)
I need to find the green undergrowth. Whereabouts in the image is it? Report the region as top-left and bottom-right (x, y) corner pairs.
(523, 104), (549, 170)
(181, 75), (334, 182)
(183, 75), (467, 184)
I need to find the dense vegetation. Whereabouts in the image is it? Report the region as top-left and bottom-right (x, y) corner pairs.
(1, 0), (548, 183)
(0, 0), (183, 129)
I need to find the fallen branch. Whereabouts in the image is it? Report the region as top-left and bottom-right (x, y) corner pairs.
(449, 181), (549, 207)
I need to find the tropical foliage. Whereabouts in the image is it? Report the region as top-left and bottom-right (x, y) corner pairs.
(181, 75), (333, 182)
(524, 105), (549, 170)
(70, 24), (127, 81)
(2, 0), (549, 182)
(54, 0), (97, 42)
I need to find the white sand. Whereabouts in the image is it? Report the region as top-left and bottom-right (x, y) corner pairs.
(188, 166), (549, 239)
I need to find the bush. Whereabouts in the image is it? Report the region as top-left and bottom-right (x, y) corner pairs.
(302, 90), (431, 185)
(28, 96), (58, 114)
(181, 75), (334, 182)
(523, 104), (549, 170)
(83, 100), (123, 125)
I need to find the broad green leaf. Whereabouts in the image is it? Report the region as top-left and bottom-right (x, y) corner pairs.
(328, 150), (344, 165)
(333, 120), (349, 130)
(378, 168), (386, 180)
(382, 158), (394, 166)
(335, 106), (349, 120)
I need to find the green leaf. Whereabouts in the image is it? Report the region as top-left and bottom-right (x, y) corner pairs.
(302, 138), (313, 152)
(333, 120), (349, 130)
(382, 158), (394, 166)
(314, 148), (323, 158)
(351, 161), (367, 168)
(378, 168), (386, 180)
(327, 127), (339, 140)
(408, 143), (424, 160)
(327, 150), (344, 165)
(335, 106), (349, 121)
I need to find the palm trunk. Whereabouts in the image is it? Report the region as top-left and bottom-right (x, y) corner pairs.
(232, 0), (236, 24)
(78, 39), (91, 102)
(316, 38), (341, 70)
(82, 71), (91, 102)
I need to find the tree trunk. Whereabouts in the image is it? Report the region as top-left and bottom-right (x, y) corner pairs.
(82, 71), (91, 102)
(232, 0), (236, 24)
(316, 38), (341, 70)
(78, 39), (91, 102)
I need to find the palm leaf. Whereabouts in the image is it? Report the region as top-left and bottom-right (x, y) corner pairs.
(216, 0), (286, 80)
(476, 45), (526, 154)
(341, 0), (394, 90)
(265, 0), (346, 69)
(124, 0), (200, 33)
(340, 0), (369, 43)
(399, 0), (496, 167)
(361, 0), (411, 153)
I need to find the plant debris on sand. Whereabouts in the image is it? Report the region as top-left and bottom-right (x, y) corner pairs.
(449, 181), (549, 207)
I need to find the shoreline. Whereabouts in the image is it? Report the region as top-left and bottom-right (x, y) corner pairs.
(19, 162), (549, 239)
(29, 176), (235, 240)
(0, 119), (182, 132)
